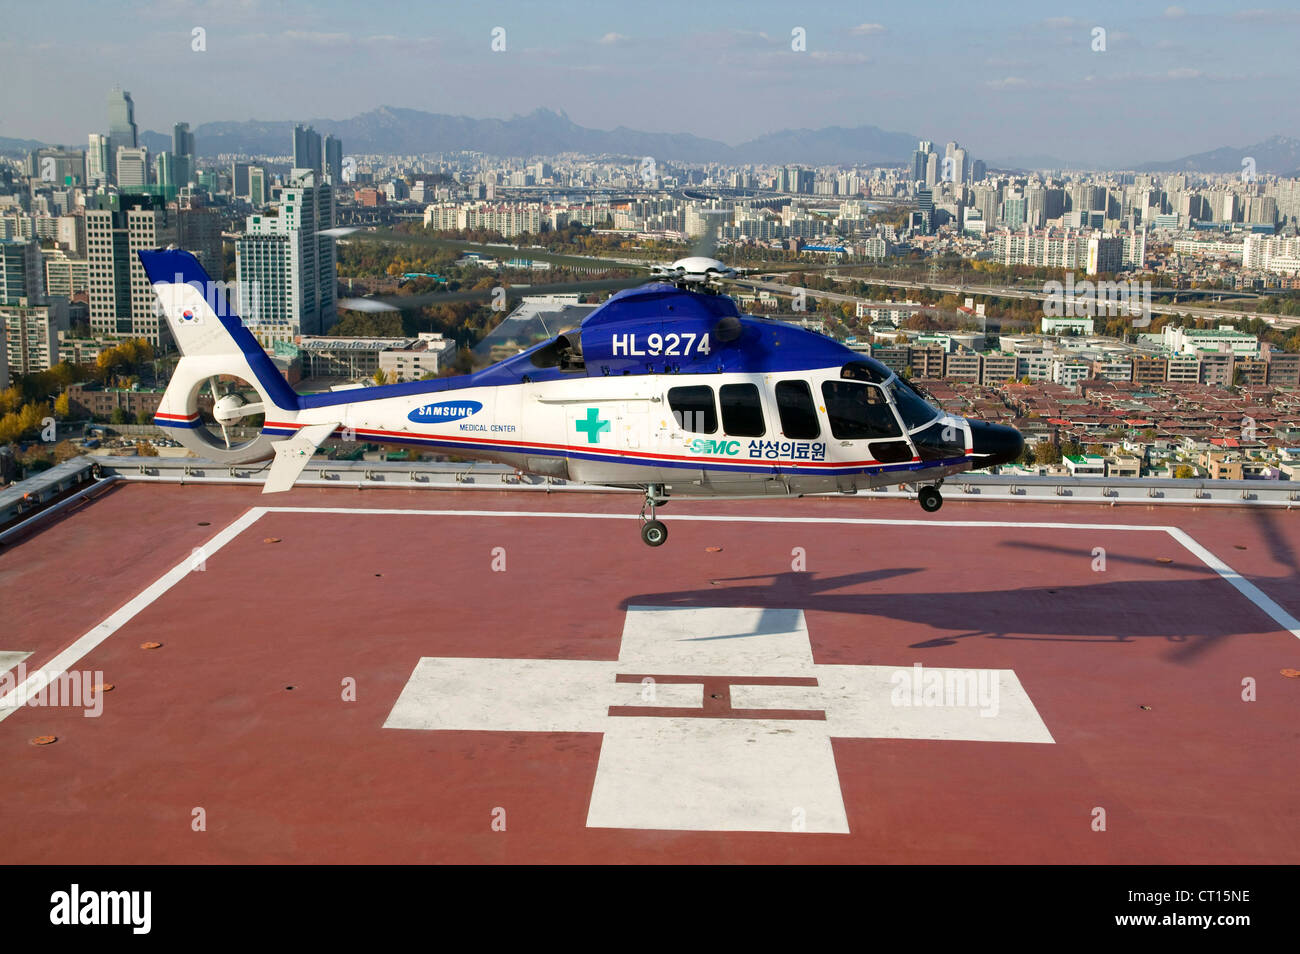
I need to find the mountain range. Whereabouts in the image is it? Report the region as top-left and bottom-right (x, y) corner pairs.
(129, 107), (921, 167)
(1136, 134), (1300, 178)
(4, 107), (1297, 175)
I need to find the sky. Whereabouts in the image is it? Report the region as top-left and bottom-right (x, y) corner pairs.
(2, 0), (1298, 166)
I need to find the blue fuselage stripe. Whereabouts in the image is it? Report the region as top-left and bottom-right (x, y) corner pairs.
(271, 425), (969, 477)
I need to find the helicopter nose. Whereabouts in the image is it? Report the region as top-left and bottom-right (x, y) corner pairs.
(967, 420), (1025, 468)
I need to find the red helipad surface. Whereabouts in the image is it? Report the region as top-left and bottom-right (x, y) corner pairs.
(2, 482), (1298, 863)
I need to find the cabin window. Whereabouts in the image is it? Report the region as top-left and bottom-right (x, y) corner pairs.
(774, 380), (820, 439)
(719, 383), (765, 437)
(821, 380), (902, 441)
(668, 385), (717, 434)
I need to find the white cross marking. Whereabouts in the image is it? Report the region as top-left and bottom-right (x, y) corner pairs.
(385, 606), (1054, 833)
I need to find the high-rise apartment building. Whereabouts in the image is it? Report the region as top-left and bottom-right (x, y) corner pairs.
(85, 193), (176, 344)
(0, 239), (45, 305)
(293, 124), (323, 175)
(324, 134), (343, 185)
(235, 171), (336, 344)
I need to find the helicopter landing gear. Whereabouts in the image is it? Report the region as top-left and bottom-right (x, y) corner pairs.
(639, 485), (669, 547)
(918, 485), (943, 513)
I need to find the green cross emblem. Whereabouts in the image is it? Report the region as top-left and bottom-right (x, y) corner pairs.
(575, 407), (610, 444)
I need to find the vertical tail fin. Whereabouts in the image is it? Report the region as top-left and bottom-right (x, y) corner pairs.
(139, 248), (301, 462)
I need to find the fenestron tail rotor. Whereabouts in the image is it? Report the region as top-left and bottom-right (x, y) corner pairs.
(203, 375), (265, 451)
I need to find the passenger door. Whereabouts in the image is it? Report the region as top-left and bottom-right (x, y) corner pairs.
(769, 379), (829, 475)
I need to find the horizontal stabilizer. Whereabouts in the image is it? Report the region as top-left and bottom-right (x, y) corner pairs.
(262, 422), (340, 494)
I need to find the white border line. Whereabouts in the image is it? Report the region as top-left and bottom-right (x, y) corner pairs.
(0, 507), (267, 722)
(3, 506), (1296, 722)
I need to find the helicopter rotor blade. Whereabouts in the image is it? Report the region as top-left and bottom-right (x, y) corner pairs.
(689, 214), (726, 259)
(339, 277), (652, 313)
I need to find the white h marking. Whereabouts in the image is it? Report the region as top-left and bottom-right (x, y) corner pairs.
(384, 606), (1054, 833)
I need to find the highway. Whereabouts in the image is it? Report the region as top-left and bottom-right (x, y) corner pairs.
(729, 275), (1300, 328)
(354, 231), (1298, 327)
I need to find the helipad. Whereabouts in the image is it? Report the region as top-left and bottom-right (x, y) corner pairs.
(2, 483), (1298, 863)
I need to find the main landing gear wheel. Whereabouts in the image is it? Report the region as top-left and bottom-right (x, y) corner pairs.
(638, 483), (669, 547)
(641, 520), (668, 547)
(919, 486), (943, 513)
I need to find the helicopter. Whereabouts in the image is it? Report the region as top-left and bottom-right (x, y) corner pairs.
(140, 247), (1023, 547)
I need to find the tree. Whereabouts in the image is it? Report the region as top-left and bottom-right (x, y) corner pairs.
(136, 409), (153, 425)
(331, 311), (405, 337)
(0, 400), (53, 444)
(1174, 465), (1195, 479)
(110, 407), (128, 425)
(54, 392), (71, 419)
(134, 441), (159, 457)
(1035, 443), (1063, 465)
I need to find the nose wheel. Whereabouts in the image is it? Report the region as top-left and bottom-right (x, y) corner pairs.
(639, 485), (669, 547)
(918, 485), (943, 513)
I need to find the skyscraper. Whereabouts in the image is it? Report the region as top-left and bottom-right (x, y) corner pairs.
(87, 133), (110, 187)
(1002, 192), (1027, 230)
(1026, 185), (1046, 229)
(236, 171), (336, 344)
(324, 134), (343, 185)
(172, 122), (195, 158)
(155, 151), (180, 189)
(912, 140), (933, 185)
(106, 87), (137, 183)
(293, 124), (323, 175)
(0, 239), (44, 305)
(231, 161), (251, 199)
(916, 188), (934, 234)
(171, 121), (195, 187)
(85, 193), (176, 343)
(248, 166), (267, 206)
(115, 147), (149, 188)
(175, 196), (223, 278)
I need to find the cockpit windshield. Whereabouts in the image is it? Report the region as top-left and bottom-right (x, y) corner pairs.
(887, 377), (943, 432)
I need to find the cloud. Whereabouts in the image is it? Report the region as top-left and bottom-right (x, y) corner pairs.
(1232, 8), (1300, 23)
(1042, 16), (1083, 28)
(598, 32), (627, 45)
(282, 30), (351, 46)
(1167, 67), (1202, 80)
(808, 51), (870, 65)
(850, 23), (885, 35)
(1164, 5), (1186, 18)
(987, 76), (1029, 89)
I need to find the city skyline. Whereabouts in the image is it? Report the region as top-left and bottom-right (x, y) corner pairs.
(2, 1), (1298, 168)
